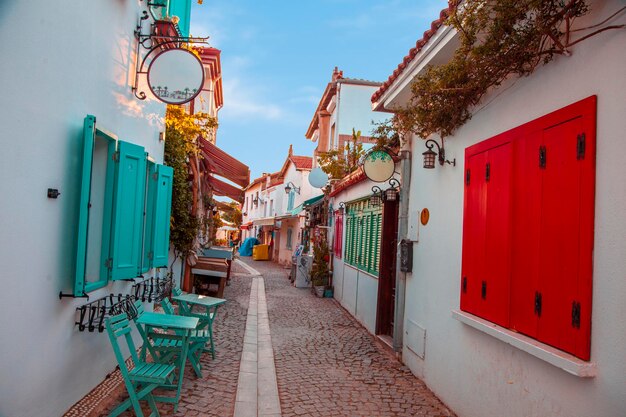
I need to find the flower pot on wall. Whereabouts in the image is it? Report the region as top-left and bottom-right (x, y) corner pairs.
(314, 285), (325, 298)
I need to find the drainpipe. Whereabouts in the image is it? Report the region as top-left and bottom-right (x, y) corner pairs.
(393, 148), (411, 353)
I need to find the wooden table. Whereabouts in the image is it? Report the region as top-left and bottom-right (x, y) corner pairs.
(136, 312), (199, 412)
(172, 293), (226, 359)
(193, 258), (230, 297)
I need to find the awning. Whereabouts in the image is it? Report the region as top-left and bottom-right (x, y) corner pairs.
(253, 217), (275, 226)
(214, 200), (236, 212)
(290, 194), (324, 215)
(200, 138), (250, 188)
(206, 175), (244, 202)
(240, 222), (253, 230)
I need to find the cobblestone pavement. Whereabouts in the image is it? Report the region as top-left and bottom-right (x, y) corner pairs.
(245, 258), (456, 417)
(65, 260), (252, 417)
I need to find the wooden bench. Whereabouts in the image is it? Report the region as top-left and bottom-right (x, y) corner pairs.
(192, 247), (234, 298)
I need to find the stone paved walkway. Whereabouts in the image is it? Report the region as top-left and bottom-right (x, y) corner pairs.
(66, 258), (455, 417)
(246, 259), (455, 417)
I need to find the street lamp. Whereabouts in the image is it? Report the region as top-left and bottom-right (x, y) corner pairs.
(284, 181), (301, 194)
(422, 139), (456, 169)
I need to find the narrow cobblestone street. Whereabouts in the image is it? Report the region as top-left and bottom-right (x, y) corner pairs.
(67, 258), (454, 417)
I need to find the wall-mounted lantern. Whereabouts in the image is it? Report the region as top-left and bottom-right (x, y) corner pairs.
(336, 202), (345, 215)
(284, 181), (301, 194)
(370, 186), (384, 207)
(422, 139), (456, 169)
(384, 178), (400, 201)
(252, 197), (259, 206)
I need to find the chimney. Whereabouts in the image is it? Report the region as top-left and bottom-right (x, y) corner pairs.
(288, 144), (293, 156)
(332, 66), (343, 82)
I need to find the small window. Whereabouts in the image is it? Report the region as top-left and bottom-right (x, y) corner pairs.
(344, 199), (382, 275)
(286, 228), (293, 250)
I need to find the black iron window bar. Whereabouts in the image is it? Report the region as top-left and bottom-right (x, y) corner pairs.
(132, 10), (210, 100)
(75, 294), (139, 333)
(132, 275), (173, 303)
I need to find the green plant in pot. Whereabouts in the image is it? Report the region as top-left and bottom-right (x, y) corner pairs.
(310, 238), (330, 297)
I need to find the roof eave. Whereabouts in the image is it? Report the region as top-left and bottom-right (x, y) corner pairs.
(373, 25), (458, 112)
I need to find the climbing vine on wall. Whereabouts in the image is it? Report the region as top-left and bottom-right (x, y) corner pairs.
(318, 128), (365, 179)
(381, 0), (625, 140)
(164, 105), (217, 259)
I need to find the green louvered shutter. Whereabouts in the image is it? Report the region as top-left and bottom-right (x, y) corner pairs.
(108, 141), (147, 280)
(73, 115), (96, 296)
(372, 211), (382, 275)
(152, 164), (174, 267)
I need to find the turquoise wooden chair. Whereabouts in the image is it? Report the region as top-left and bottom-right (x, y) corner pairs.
(131, 300), (180, 366)
(161, 297), (210, 377)
(171, 287), (218, 359)
(105, 313), (175, 417)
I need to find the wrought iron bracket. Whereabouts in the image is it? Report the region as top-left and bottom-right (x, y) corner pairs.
(132, 12), (209, 100)
(425, 139), (456, 167)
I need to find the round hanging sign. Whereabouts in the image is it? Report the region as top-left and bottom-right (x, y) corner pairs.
(147, 48), (205, 105)
(309, 167), (329, 188)
(362, 149), (395, 183)
(420, 208), (430, 226)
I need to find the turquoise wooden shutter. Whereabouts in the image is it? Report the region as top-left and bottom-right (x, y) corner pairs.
(142, 161), (157, 273)
(73, 115), (96, 296)
(287, 191), (295, 211)
(152, 164), (174, 267)
(108, 141), (147, 280)
(168, 0), (191, 37)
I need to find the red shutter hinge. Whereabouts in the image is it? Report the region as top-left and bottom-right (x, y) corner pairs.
(462, 276), (467, 293)
(534, 291), (542, 316)
(481, 281), (487, 299)
(465, 169), (471, 185)
(539, 146), (547, 169)
(485, 162), (491, 182)
(577, 133), (586, 160)
(571, 301), (581, 328)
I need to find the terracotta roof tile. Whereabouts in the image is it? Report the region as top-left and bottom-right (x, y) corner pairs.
(290, 155), (313, 170)
(371, 3), (457, 104)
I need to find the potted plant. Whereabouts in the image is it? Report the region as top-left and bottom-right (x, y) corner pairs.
(310, 239), (330, 297)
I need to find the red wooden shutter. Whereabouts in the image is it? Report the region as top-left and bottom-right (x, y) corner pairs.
(334, 213), (343, 259)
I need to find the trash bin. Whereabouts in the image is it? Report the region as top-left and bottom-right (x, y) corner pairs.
(252, 244), (270, 261)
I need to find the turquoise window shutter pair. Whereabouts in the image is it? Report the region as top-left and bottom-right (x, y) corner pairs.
(74, 115), (173, 296)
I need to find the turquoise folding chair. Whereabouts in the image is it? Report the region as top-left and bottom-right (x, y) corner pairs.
(171, 287), (218, 359)
(131, 300), (180, 366)
(161, 298), (211, 377)
(105, 313), (175, 417)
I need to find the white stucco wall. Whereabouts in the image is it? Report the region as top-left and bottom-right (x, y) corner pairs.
(0, 2), (167, 416)
(331, 179), (381, 334)
(398, 3), (626, 416)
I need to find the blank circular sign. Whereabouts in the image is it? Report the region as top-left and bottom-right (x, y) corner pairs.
(309, 167), (329, 188)
(148, 49), (204, 105)
(362, 150), (395, 183)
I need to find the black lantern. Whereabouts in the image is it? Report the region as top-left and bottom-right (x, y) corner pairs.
(385, 178), (400, 201)
(370, 186), (384, 207)
(336, 202), (345, 214)
(423, 139), (456, 169)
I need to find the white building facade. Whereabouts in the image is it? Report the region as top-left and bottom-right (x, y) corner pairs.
(372, 2), (626, 416)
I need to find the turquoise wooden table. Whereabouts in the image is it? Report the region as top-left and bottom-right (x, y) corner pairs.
(136, 311), (199, 412)
(172, 292), (226, 359)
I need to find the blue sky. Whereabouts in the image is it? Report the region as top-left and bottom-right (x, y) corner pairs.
(190, 0), (448, 181)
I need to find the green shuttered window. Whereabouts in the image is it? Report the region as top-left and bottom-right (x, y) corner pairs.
(73, 115), (173, 296)
(344, 199), (383, 276)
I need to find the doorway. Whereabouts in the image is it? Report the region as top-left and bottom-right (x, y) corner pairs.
(375, 198), (399, 337)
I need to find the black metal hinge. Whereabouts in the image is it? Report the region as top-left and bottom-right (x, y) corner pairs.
(539, 145), (547, 169)
(481, 281), (487, 299)
(104, 258), (113, 269)
(462, 276), (467, 293)
(466, 169), (471, 186)
(572, 301), (581, 328)
(485, 162), (491, 182)
(534, 291), (542, 317)
(112, 151), (120, 162)
(577, 133), (586, 160)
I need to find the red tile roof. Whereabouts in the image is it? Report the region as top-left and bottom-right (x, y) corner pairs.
(290, 155), (313, 170)
(371, 3), (456, 104)
(329, 167), (367, 197)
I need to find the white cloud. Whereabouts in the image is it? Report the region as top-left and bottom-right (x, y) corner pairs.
(221, 77), (283, 120)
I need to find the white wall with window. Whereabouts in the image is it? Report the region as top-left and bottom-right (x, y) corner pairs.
(0, 1), (172, 415)
(331, 180), (382, 333)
